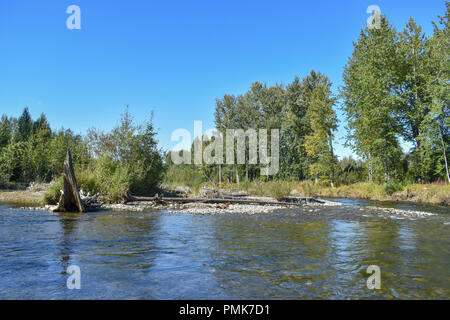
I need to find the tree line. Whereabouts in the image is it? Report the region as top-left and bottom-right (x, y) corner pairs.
(0, 107), (164, 200)
(1, 3), (448, 197)
(342, 4), (449, 184)
(167, 3), (449, 187)
(0, 108), (89, 184)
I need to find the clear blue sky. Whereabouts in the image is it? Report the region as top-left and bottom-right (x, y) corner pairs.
(0, 0), (446, 158)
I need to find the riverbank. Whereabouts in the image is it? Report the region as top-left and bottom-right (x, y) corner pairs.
(182, 181), (450, 207)
(312, 182), (450, 206)
(0, 190), (44, 207)
(17, 194), (339, 215)
(2, 185), (340, 214)
(1, 181), (448, 209)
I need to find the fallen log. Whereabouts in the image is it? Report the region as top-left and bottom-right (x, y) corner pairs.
(51, 151), (84, 213)
(159, 197), (323, 206)
(121, 189), (160, 203)
(122, 192), (324, 207)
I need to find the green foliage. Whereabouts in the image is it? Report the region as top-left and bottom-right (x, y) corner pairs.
(303, 71), (337, 186)
(340, 6), (450, 184)
(384, 181), (404, 196)
(16, 108), (33, 142)
(0, 172), (9, 189)
(90, 154), (132, 201)
(341, 15), (403, 183)
(86, 108), (164, 198)
(204, 4), (449, 188)
(75, 167), (101, 195)
(0, 115), (12, 149)
(163, 161), (205, 194)
(266, 181), (291, 200)
(335, 157), (366, 184)
(43, 178), (63, 205)
(4, 4), (450, 206)
(2, 106), (165, 203)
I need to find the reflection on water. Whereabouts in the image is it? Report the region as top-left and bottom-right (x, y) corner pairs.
(0, 199), (448, 299)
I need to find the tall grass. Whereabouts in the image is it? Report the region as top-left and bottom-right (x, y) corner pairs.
(0, 190), (44, 206)
(223, 180), (449, 205)
(163, 165), (206, 195)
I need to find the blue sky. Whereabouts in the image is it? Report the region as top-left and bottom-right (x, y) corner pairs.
(0, 0), (446, 158)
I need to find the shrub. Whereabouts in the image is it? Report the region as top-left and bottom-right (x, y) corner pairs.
(76, 167), (101, 195)
(163, 164), (205, 195)
(0, 172), (9, 189)
(266, 181), (291, 200)
(384, 181), (404, 196)
(43, 178), (63, 205)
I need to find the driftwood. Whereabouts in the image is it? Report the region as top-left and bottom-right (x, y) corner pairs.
(52, 151), (85, 213)
(122, 189), (324, 207)
(121, 189), (160, 203)
(81, 193), (104, 211)
(158, 197), (324, 206)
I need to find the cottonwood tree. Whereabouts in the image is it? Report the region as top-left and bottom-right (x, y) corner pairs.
(425, 2), (450, 182)
(282, 76), (309, 180)
(342, 16), (403, 183)
(303, 72), (337, 187)
(397, 18), (432, 182)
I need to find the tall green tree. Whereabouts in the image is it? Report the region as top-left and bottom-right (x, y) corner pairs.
(214, 94), (235, 183)
(342, 16), (403, 183)
(398, 18), (434, 182)
(283, 76), (309, 180)
(0, 115), (12, 149)
(425, 1), (450, 182)
(15, 107), (33, 142)
(303, 72), (337, 186)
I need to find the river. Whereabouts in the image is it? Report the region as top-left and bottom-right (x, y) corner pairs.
(0, 199), (448, 299)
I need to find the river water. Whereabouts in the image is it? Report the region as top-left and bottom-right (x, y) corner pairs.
(0, 199), (448, 299)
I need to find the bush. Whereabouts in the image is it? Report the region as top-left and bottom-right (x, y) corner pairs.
(43, 178), (63, 205)
(163, 164), (205, 195)
(0, 172), (9, 189)
(384, 181), (404, 196)
(93, 155), (130, 201)
(266, 181), (291, 200)
(76, 168), (101, 196)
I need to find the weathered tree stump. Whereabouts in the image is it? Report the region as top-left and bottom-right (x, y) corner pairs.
(52, 151), (84, 213)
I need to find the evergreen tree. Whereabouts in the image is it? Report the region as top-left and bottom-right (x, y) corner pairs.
(0, 115), (12, 149)
(15, 107), (33, 142)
